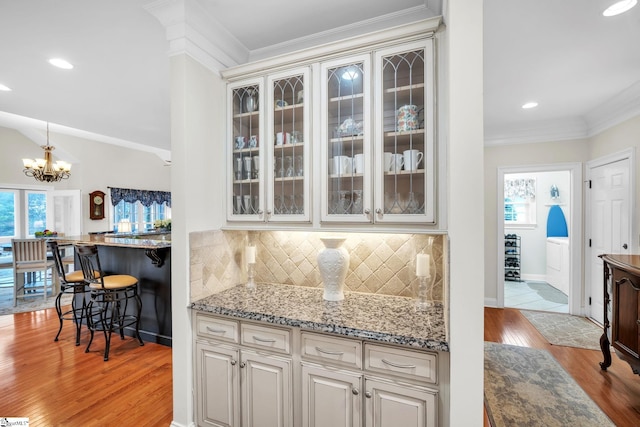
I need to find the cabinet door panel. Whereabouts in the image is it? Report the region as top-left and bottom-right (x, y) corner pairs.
(228, 78), (265, 222)
(365, 379), (436, 427)
(302, 364), (362, 427)
(241, 351), (293, 427)
(320, 54), (372, 223)
(196, 342), (240, 427)
(374, 39), (436, 224)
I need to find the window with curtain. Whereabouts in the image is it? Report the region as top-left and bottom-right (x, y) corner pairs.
(504, 177), (536, 226)
(110, 187), (171, 232)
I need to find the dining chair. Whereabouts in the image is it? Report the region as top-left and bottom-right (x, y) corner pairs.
(49, 241), (91, 345)
(11, 238), (55, 307)
(75, 244), (144, 361)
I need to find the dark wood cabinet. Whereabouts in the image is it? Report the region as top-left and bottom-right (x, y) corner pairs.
(600, 254), (640, 375)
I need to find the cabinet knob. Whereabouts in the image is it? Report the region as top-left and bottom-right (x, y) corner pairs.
(266, 210), (272, 216)
(365, 391), (372, 398)
(258, 209), (264, 215)
(240, 362), (246, 368)
(364, 208), (371, 215)
(352, 388), (359, 396)
(230, 359), (237, 366)
(375, 208), (383, 215)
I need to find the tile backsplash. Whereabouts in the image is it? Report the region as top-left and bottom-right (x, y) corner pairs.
(190, 230), (446, 303)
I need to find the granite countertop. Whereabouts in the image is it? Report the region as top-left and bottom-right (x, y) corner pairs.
(191, 283), (449, 352)
(53, 234), (171, 250)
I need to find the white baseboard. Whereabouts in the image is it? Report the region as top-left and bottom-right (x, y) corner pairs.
(521, 273), (546, 282)
(484, 297), (497, 308)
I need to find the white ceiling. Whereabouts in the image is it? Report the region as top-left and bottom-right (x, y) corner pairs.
(0, 0), (639, 155)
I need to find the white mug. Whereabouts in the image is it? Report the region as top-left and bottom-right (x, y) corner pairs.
(403, 149), (423, 171)
(391, 153), (404, 173)
(383, 152), (393, 172)
(354, 153), (365, 174)
(332, 155), (352, 175)
(276, 132), (290, 145)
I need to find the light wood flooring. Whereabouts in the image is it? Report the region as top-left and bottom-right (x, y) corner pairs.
(484, 307), (640, 426)
(0, 306), (173, 426)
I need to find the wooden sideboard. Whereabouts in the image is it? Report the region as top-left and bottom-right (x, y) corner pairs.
(599, 254), (640, 375)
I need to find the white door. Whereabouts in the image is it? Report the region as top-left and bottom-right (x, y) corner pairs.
(51, 189), (81, 236)
(588, 157), (631, 324)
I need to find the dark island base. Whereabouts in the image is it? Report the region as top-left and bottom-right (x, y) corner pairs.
(76, 245), (172, 346)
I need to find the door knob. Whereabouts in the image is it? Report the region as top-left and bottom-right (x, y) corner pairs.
(623, 243), (628, 249)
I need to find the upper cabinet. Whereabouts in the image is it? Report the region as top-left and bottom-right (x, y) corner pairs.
(224, 18), (442, 228)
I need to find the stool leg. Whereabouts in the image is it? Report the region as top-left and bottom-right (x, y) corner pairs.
(135, 288), (144, 346)
(102, 298), (114, 361)
(72, 291), (87, 346)
(53, 290), (64, 342)
(85, 299), (96, 354)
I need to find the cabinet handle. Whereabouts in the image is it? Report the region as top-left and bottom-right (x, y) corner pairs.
(252, 335), (277, 343)
(365, 391), (372, 398)
(230, 359), (237, 366)
(315, 346), (345, 356)
(381, 358), (416, 369)
(240, 362), (246, 368)
(352, 388), (359, 395)
(206, 326), (226, 334)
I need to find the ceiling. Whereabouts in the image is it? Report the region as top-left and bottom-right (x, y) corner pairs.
(0, 0), (639, 156)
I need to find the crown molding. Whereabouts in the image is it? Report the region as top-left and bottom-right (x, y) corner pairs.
(584, 80), (640, 137)
(484, 117), (588, 147)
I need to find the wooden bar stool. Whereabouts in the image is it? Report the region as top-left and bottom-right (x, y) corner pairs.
(49, 241), (92, 345)
(75, 244), (144, 361)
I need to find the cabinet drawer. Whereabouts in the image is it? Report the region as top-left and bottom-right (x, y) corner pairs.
(301, 332), (362, 369)
(241, 323), (291, 354)
(196, 314), (239, 343)
(364, 344), (437, 384)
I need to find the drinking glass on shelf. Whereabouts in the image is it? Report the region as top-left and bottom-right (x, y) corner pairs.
(252, 156), (260, 179)
(295, 194), (304, 214)
(243, 195), (252, 214)
(284, 156), (294, 177)
(337, 190), (351, 214)
(352, 189), (363, 214)
(243, 157), (252, 180)
(295, 155), (303, 177)
(275, 157), (284, 178)
(234, 156), (243, 180)
(234, 195), (242, 214)
(274, 195), (283, 214)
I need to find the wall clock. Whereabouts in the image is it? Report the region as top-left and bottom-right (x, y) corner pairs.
(89, 190), (105, 220)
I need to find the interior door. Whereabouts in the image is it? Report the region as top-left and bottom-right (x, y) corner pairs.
(588, 157), (631, 324)
(51, 189), (82, 236)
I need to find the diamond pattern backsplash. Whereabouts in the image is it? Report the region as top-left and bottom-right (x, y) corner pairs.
(190, 230), (446, 303)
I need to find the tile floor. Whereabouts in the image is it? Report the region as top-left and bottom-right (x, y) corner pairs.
(504, 279), (568, 313)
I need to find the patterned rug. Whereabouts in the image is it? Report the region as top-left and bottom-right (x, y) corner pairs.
(0, 286), (71, 315)
(526, 281), (568, 304)
(520, 310), (602, 351)
(484, 342), (614, 427)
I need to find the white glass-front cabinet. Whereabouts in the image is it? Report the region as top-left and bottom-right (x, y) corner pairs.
(227, 70), (311, 223)
(320, 54), (372, 223)
(374, 39), (435, 224)
(374, 39), (436, 223)
(228, 78), (265, 222)
(266, 68), (311, 222)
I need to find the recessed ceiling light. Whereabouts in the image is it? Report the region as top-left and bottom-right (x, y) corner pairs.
(522, 102), (538, 109)
(0, 84), (11, 91)
(49, 58), (74, 69)
(603, 0), (637, 16)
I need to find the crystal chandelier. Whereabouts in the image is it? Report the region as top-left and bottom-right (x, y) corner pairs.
(22, 123), (71, 182)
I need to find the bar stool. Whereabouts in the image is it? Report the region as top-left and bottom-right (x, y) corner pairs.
(49, 241), (91, 345)
(75, 244), (144, 361)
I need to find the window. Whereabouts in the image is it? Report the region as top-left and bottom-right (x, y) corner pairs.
(0, 190), (18, 241)
(504, 177), (536, 226)
(113, 200), (170, 232)
(0, 188), (49, 243)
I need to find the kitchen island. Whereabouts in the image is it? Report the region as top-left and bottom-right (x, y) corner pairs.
(56, 233), (172, 346)
(191, 283), (449, 427)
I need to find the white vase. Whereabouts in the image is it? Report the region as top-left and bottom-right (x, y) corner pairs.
(317, 237), (349, 301)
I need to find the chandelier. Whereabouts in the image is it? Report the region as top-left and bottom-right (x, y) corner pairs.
(22, 123), (71, 182)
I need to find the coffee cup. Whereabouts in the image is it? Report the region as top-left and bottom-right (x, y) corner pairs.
(332, 155), (352, 175)
(390, 154), (404, 173)
(234, 136), (246, 150)
(354, 153), (365, 174)
(396, 105), (422, 132)
(403, 149), (423, 172)
(276, 132), (290, 145)
(383, 152), (393, 172)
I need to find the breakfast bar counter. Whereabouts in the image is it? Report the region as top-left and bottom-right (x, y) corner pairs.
(191, 282), (449, 352)
(55, 233), (172, 346)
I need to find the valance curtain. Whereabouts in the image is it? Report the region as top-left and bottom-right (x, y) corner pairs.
(109, 187), (171, 207)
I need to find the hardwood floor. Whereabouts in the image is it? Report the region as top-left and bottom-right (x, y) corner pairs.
(484, 307), (640, 426)
(0, 306), (173, 426)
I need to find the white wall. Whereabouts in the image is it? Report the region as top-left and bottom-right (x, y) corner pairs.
(0, 125), (170, 234)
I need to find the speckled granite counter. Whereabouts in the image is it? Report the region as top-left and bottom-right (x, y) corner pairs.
(53, 234), (170, 249)
(191, 283), (449, 352)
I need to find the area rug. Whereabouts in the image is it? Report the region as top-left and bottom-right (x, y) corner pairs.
(526, 281), (568, 304)
(520, 310), (602, 351)
(0, 286), (71, 315)
(484, 342), (614, 427)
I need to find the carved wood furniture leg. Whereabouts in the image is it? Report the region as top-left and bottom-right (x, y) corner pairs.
(600, 333), (611, 370)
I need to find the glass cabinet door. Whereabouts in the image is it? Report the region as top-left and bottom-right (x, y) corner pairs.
(320, 54), (372, 223)
(266, 68), (311, 222)
(374, 39), (435, 224)
(227, 78), (264, 221)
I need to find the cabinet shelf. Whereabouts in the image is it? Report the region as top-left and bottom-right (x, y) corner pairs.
(274, 143), (305, 151)
(328, 93), (364, 103)
(274, 176), (304, 182)
(233, 178), (259, 184)
(329, 173), (364, 179)
(233, 147), (260, 154)
(384, 169), (425, 176)
(383, 83), (425, 94)
(233, 111), (259, 119)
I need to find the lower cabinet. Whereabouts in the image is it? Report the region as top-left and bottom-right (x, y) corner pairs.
(194, 312), (443, 427)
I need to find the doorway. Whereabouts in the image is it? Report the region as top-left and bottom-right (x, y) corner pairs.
(497, 163), (583, 314)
